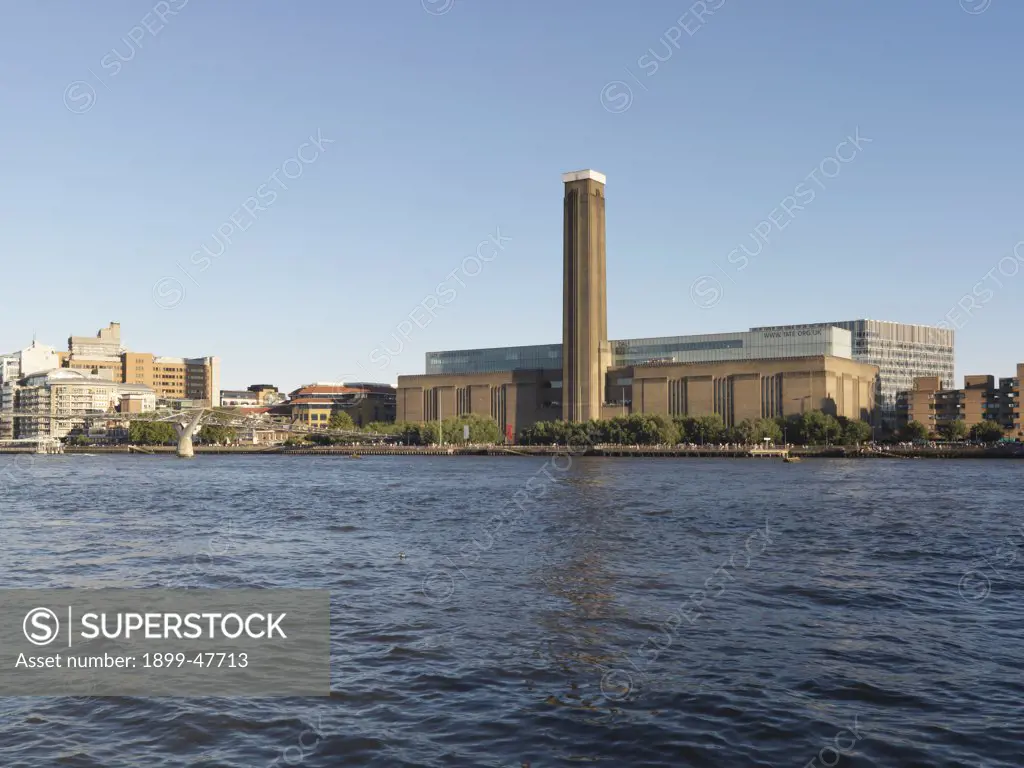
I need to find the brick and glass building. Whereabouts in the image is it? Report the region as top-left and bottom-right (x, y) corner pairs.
(58, 323), (221, 406)
(398, 170), (894, 438)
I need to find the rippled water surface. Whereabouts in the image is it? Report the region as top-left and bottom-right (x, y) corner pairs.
(1, 454), (1021, 767)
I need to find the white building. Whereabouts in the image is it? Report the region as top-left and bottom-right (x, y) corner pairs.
(0, 341), (61, 439)
(220, 390), (260, 408)
(116, 383), (158, 414)
(0, 341), (61, 383)
(13, 369), (155, 439)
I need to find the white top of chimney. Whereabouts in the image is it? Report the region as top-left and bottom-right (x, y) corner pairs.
(561, 169), (606, 185)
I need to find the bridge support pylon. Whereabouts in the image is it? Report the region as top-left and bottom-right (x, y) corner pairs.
(173, 410), (205, 459)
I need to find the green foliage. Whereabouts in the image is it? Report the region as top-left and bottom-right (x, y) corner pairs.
(969, 421), (1005, 442)
(128, 421), (177, 445)
(518, 420), (594, 446)
(938, 419), (969, 441)
(772, 412), (872, 445)
(304, 433), (348, 446)
(517, 411), (871, 447)
(364, 421), (400, 435)
(900, 420), (929, 441)
(519, 415), (675, 446)
(328, 410), (355, 431)
(437, 414), (504, 444)
(674, 414), (725, 444)
(841, 418), (873, 445)
(751, 417), (783, 443)
(796, 410), (842, 445)
(197, 425), (236, 445)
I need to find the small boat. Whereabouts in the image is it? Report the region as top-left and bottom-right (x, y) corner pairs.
(783, 455), (801, 463)
(348, 454), (361, 459)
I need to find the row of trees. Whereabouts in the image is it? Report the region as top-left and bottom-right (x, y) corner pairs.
(125, 422), (237, 446)
(117, 413), (1011, 448)
(127, 421), (178, 445)
(518, 411), (874, 447)
(901, 419), (1007, 443)
(301, 414), (505, 446)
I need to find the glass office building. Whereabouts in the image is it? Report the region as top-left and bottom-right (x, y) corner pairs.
(752, 320), (954, 425)
(426, 326), (852, 373)
(426, 319), (954, 427)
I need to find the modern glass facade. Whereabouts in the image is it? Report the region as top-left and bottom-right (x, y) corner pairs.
(426, 343), (563, 375)
(426, 327), (852, 374)
(751, 320), (955, 426)
(612, 326), (852, 367)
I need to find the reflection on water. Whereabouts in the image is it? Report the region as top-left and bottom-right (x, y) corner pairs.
(0, 454), (1022, 767)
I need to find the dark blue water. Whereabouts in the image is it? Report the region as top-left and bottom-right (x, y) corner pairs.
(0, 454), (1021, 767)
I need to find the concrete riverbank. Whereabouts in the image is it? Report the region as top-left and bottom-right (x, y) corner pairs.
(0, 444), (1019, 459)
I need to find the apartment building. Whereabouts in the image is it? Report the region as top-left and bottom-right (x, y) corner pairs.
(905, 363), (1022, 437)
(12, 369), (155, 439)
(0, 341), (61, 439)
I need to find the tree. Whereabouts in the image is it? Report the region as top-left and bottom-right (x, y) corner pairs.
(197, 425), (236, 445)
(732, 419), (756, 444)
(128, 421), (177, 445)
(796, 410), (842, 445)
(329, 410), (355, 431)
(938, 419), (968, 441)
(440, 414), (504, 444)
(970, 421), (1005, 443)
(674, 414), (724, 444)
(841, 419), (873, 445)
(364, 421), (400, 435)
(900, 420), (929, 442)
(751, 418), (783, 444)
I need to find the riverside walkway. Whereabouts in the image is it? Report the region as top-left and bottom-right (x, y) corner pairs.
(5, 443), (1020, 459)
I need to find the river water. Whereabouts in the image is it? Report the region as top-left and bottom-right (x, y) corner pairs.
(0, 455), (1020, 767)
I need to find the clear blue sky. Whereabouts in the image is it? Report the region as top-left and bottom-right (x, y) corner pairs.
(1, 0), (1021, 390)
